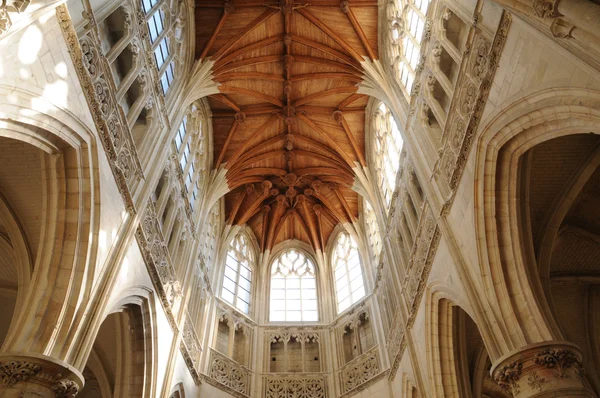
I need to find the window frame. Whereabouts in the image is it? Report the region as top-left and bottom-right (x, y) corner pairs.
(269, 248), (320, 323)
(220, 232), (254, 315)
(331, 231), (366, 314)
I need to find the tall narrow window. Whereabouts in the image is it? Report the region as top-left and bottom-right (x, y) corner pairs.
(374, 102), (404, 210)
(364, 200), (382, 269)
(333, 232), (366, 313)
(389, 0), (432, 95)
(221, 233), (253, 314)
(141, 0), (178, 95)
(173, 107), (207, 211)
(270, 249), (318, 322)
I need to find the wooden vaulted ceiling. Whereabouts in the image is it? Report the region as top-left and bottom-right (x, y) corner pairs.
(195, 0), (378, 253)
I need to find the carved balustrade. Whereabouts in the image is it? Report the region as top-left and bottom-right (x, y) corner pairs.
(263, 372), (327, 398)
(207, 348), (251, 397)
(338, 346), (382, 395)
(180, 310), (202, 384)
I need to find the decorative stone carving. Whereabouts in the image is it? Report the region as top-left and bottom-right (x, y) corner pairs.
(52, 378), (79, 398)
(136, 200), (180, 330)
(340, 347), (381, 394)
(264, 374), (326, 398)
(57, 5), (142, 214)
(0, 0), (30, 36)
(208, 349), (250, 396)
(532, 0), (560, 18)
(0, 355), (83, 397)
(491, 342), (593, 397)
(0, 361), (41, 387)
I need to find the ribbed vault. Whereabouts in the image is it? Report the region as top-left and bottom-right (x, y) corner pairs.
(196, 0), (378, 252)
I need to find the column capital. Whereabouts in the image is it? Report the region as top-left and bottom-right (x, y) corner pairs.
(491, 341), (595, 397)
(0, 353), (84, 398)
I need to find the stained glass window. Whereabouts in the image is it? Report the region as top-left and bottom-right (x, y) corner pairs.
(374, 102), (404, 210)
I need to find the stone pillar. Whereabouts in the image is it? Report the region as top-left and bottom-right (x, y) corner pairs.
(0, 353), (84, 398)
(491, 341), (595, 397)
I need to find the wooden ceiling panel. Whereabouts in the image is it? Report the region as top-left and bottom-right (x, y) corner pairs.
(196, 0), (377, 253)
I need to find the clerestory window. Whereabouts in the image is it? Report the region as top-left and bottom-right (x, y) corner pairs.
(389, 0), (432, 96)
(332, 232), (366, 313)
(374, 102), (404, 211)
(270, 249), (318, 322)
(221, 232), (253, 314)
(141, 0), (176, 94)
(364, 200), (382, 270)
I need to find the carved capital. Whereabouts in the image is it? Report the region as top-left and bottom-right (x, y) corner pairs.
(491, 342), (593, 397)
(0, 354), (83, 398)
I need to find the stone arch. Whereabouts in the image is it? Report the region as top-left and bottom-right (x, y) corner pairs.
(0, 192), (33, 349)
(0, 84), (101, 362)
(426, 287), (510, 398)
(474, 88), (600, 354)
(169, 382), (186, 398)
(81, 287), (158, 398)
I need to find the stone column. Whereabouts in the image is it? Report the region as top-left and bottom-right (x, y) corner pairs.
(0, 353), (84, 398)
(491, 341), (595, 397)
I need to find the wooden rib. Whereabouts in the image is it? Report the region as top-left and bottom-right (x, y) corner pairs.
(344, 6), (377, 61)
(233, 168), (287, 179)
(298, 114), (355, 169)
(238, 186), (272, 225)
(214, 55), (282, 74)
(212, 8), (279, 61)
(294, 87), (357, 107)
(313, 193), (349, 224)
(293, 56), (360, 75)
(296, 166), (353, 177)
(293, 133), (350, 169)
(229, 135), (285, 170)
(291, 72), (362, 82)
(242, 104), (282, 115)
(296, 8), (364, 63)
(227, 187), (248, 225)
(301, 0), (377, 5)
(225, 114), (280, 167)
(299, 196), (320, 251)
(270, 210), (293, 250)
(219, 86), (284, 107)
(292, 210), (313, 247)
(290, 35), (359, 66)
(216, 119), (240, 168)
(293, 149), (349, 170)
(319, 175), (355, 189)
(266, 200), (286, 250)
(336, 112), (367, 167)
(338, 93), (365, 109)
(332, 184), (355, 221)
(215, 72), (285, 82)
(215, 35), (283, 69)
(201, 9), (230, 60)
(228, 176), (264, 191)
(210, 94), (241, 112)
(228, 150), (286, 175)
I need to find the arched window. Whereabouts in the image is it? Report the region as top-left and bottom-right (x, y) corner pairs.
(374, 102), (404, 210)
(388, 0), (432, 96)
(141, 0), (180, 95)
(221, 233), (253, 314)
(332, 232), (366, 313)
(364, 200), (382, 269)
(173, 105), (208, 211)
(270, 249), (318, 322)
